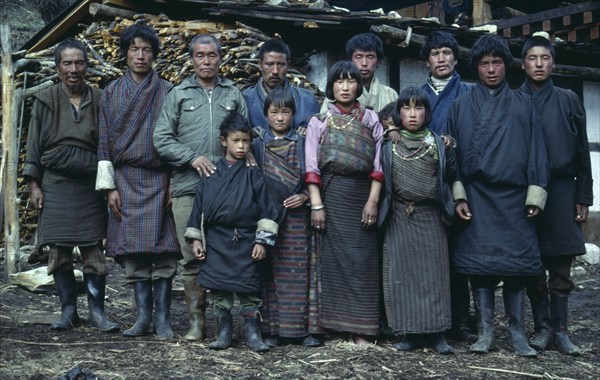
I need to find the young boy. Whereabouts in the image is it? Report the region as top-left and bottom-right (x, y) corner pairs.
(185, 113), (278, 352)
(251, 88), (320, 347)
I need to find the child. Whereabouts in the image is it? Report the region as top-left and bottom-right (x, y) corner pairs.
(184, 113), (278, 353)
(378, 102), (401, 143)
(251, 87), (320, 347)
(378, 87), (456, 354)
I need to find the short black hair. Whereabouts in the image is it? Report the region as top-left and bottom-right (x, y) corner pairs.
(258, 38), (291, 61)
(263, 87), (296, 116)
(345, 33), (384, 61)
(378, 101), (396, 123)
(392, 87), (432, 128)
(325, 60), (364, 101)
(54, 38), (88, 66)
(521, 35), (555, 60)
(469, 34), (513, 72)
(421, 31), (459, 60)
(189, 34), (222, 58)
(119, 23), (160, 58)
(219, 113), (253, 138)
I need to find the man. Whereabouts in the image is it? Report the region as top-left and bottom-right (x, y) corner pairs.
(24, 38), (118, 333)
(243, 38), (319, 130)
(321, 32), (397, 113)
(96, 24), (180, 339)
(520, 33), (592, 356)
(421, 31), (474, 342)
(448, 34), (549, 357)
(153, 34), (248, 341)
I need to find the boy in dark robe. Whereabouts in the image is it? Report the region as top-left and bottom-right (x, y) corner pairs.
(520, 33), (593, 356)
(448, 34), (549, 357)
(185, 113), (278, 352)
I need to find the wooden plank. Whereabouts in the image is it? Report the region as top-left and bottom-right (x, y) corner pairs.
(591, 25), (599, 39)
(522, 24), (530, 36)
(543, 19), (552, 31)
(102, 0), (138, 9)
(487, 1), (600, 30)
(563, 15), (571, 26)
(569, 30), (577, 42)
(472, 0), (492, 26)
(584, 11), (593, 24)
(503, 28), (511, 38)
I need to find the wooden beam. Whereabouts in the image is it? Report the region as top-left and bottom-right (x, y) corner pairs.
(488, 1), (600, 30)
(472, 0), (493, 26)
(89, 3), (136, 19)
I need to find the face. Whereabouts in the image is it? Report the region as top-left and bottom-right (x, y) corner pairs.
(127, 37), (154, 78)
(221, 131), (251, 161)
(266, 103), (293, 138)
(381, 116), (395, 131)
(259, 52), (288, 91)
(333, 75), (358, 109)
(399, 100), (426, 132)
(351, 49), (378, 85)
(426, 46), (457, 79)
(58, 47), (87, 91)
(477, 54), (506, 88)
(522, 46), (554, 85)
(191, 42), (221, 85)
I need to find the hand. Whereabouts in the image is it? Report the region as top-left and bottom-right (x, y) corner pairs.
(296, 125), (307, 136)
(526, 205), (540, 218)
(106, 189), (123, 221)
(252, 243), (266, 261)
(388, 130), (400, 143)
(245, 151), (257, 167)
(283, 194), (308, 209)
(166, 182), (173, 211)
(575, 204), (589, 222)
(311, 209), (326, 231)
(361, 199), (378, 229)
(192, 240), (206, 260)
(29, 180), (44, 210)
(441, 134), (456, 149)
(455, 201), (472, 221)
(192, 156), (216, 177)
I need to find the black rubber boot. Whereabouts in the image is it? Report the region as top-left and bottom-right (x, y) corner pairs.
(209, 307), (233, 350)
(429, 333), (454, 355)
(550, 293), (581, 356)
(449, 273), (476, 342)
(50, 270), (81, 330)
(123, 280), (152, 337)
(84, 273), (119, 333)
(243, 311), (270, 352)
(153, 277), (174, 339)
(529, 294), (551, 351)
(393, 334), (422, 351)
(503, 289), (537, 357)
(182, 277), (206, 341)
(470, 288), (495, 353)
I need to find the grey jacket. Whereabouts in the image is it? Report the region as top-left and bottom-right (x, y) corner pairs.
(153, 75), (248, 197)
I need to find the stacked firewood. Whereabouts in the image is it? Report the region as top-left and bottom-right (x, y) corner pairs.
(6, 13), (324, 246)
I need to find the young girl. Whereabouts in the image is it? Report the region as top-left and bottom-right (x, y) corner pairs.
(378, 87), (456, 354)
(304, 60), (384, 345)
(251, 87), (319, 347)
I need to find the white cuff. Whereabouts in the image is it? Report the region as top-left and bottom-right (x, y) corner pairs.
(95, 160), (116, 191)
(526, 185), (547, 211)
(452, 181), (468, 202)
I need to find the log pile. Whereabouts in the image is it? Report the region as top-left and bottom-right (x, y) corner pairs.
(3, 12), (324, 246)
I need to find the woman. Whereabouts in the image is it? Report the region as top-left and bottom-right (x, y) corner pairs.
(304, 60), (384, 344)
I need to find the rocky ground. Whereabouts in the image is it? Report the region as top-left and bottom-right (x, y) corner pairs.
(0, 251), (599, 380)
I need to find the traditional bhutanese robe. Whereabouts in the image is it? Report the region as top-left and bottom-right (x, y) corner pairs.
(23, 83), (106, 250)
(252, 127), (311, 338)
(304, 103), (384, 335)
(448, 80), (549, 276)
(519, 79), (593, 256)
(421, 72), (472, 135)
(96, 70), (180, 258)
(185, 158), (279, 293)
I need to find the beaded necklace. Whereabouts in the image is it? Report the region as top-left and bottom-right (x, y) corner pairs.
(393, 130), (435, 161)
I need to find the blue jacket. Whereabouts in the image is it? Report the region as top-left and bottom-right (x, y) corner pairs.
(421, 72), (471, 135)
(377, 131), (456, 227)
(243, 79), (319, 130)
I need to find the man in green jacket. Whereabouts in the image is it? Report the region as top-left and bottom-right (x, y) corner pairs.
(153, 34), (248, 341)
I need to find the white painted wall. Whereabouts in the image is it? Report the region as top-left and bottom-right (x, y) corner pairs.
(398, 58), (429, 91)
(584, 81), (600, 212)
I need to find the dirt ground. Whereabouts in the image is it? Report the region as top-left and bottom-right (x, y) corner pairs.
(0, 254), (598, 380)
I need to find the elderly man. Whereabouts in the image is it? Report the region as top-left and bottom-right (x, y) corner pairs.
(154, 34), (248, 341)
(448, 34), (549, 357)
(244, 38), (319, 130)
(520, 34), (592, 356)
(96, 24), (180, 339)
(24, 38), (118, 333)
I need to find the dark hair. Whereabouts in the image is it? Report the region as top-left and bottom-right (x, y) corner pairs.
(263, 87), (296, 116)
(325, 60), (364, 101)
(469, 34), (513, 72)
(345, 33), (384, 61)
(392, 87), (432, 128)
(521, 35), (555, 60)
(258, 38), (291, 61)
(219, 113), (253, 138)
(119, 23), (160, 58)
(54, 38), (88, 66)
(378, 102), (396, 123)
(189, 34), (222, 58)
(421, 31), (459, 60)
